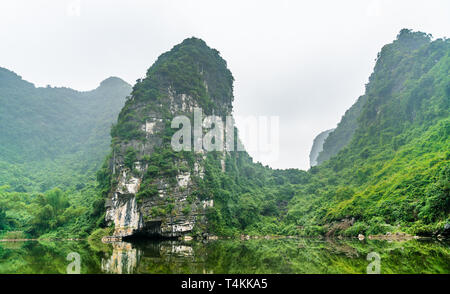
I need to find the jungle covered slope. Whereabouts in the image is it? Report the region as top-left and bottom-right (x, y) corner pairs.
(287, 29), (450, 237)
(0, 70), (131, 192)
(0, 70), (131, 238)
(191, 29), (450, 237)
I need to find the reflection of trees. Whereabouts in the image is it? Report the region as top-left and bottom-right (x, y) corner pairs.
(0, 238), (448, 274)
(0, 240), (104, 274)
(202, 238), (450, 274)
(99, 238), (450, 274)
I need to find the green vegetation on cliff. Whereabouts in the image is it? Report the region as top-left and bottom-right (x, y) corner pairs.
(191, 29), (450, 237)
(289, 29), (450, 236)
(97, 37), (311, 237)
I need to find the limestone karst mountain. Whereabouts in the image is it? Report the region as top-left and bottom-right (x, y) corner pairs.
(101, 37), (236, 238)
(309, 128), (334, 167)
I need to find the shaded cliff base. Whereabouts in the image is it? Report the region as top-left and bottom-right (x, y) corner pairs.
(90, 220), (450, 244)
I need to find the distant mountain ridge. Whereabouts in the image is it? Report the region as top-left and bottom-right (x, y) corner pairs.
(0, 67), (132, 191)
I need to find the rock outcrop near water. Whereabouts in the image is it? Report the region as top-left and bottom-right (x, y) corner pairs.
(103, 38), (234, 239)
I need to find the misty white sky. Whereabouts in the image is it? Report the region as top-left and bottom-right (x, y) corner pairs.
(1, 0), (449, 170)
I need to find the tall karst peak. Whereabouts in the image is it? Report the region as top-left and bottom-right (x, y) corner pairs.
(103, 37), (238, 239)
(129, 37), (234, 116)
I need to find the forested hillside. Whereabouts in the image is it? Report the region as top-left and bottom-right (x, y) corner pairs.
(290, 29), (450, 236)
(0, 69), (131, 192)
(201, 29), (449, 237)
(0, 69), (131, 237)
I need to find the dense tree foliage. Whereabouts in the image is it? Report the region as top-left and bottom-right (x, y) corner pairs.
(1, 238), (448, 273)
(181, 30), (450, 237)
(286, 29), (450, 236)
(0, 70), (131, 238)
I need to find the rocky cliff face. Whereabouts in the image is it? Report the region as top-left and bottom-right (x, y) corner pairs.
(102, 38), (234, 239)
(315, 95), (367, 165)
(101, 240), (204, 274)
(309, 128), (334, 167)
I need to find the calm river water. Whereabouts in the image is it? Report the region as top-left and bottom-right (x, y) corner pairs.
(0, 238), (449, 274)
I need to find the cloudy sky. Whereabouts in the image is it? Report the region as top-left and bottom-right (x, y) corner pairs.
(1, 0), (449, 170)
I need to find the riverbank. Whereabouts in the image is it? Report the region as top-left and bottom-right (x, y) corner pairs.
(0, 238), (83, 242)
(3, 230), (446, 244)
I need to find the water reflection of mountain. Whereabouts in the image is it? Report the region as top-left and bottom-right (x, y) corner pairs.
(98, 238), (450, 274)
(0, 238), (448, 274)
(101, 242), (140, 274)
(101, 241), (211, 274)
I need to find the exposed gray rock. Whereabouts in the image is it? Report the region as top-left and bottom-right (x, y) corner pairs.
(104, 39), (234, 239)
(309, 128), (334, 167)
(104, 89), (219, 238)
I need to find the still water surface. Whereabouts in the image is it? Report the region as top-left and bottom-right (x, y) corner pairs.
(0, 238), (449, 274)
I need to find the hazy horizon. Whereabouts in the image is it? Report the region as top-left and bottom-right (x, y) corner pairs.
(1, 0), (449, 170)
